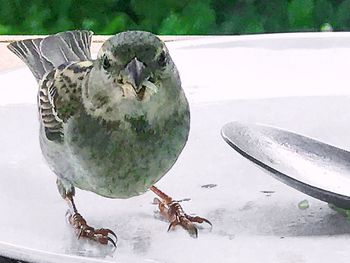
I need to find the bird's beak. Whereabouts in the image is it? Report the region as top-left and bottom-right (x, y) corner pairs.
(122, 58), (147, 94)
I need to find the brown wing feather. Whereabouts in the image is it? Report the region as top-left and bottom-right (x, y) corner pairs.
(38, 61), (93, 142)
(38, 70), (64, 142)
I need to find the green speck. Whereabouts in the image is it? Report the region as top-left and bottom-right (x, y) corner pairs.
(298, 200), (309, 210)
(321, 23), (333, 32)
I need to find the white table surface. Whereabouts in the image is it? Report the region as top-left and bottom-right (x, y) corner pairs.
(2, 33), (350, 263)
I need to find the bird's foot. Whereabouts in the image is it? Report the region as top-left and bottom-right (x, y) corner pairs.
(67, 211), (117, 247)
(151, 186), (212, 238)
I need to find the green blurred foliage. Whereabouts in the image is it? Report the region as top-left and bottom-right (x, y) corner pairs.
(0, 0), (349, 35)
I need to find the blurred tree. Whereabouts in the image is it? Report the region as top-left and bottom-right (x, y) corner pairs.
(334, 0), (350, 30)
(159, 1), (216, 34)
(314, 0), (334, 28)
(1, 0), (350, 35)
(287, 0), (315, 31)
(257, 0), (289, 32)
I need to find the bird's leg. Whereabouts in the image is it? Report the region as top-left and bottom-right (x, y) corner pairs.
(64, 192), (117, 247)
(150, 186), (212, 238)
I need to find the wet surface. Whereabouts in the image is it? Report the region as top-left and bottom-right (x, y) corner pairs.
(2, 96), (350, 262)
(2, 34), (350, 262)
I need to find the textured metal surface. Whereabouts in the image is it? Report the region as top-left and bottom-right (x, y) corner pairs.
(222, 122), (350, 208)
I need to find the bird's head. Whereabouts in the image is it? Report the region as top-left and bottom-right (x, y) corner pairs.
(83, 31), (181, 122)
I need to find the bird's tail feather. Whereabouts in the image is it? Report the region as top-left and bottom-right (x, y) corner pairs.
(7, 30), (93, 82)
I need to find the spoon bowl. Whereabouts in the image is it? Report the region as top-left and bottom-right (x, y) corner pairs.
(222, 121), (350, 209)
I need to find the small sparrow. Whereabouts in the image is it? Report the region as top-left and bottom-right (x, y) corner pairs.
(8, 30), (210, 246)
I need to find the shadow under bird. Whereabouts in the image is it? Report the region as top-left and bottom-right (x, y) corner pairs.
(8, 30), (211, 246)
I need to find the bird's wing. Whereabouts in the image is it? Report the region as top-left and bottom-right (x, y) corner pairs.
(38, 61), (93, 142)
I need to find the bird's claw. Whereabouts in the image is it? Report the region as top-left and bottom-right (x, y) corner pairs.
(68, 212), (117, 247)
(154, 197), (212, 238)
(185, 215), (213, 226)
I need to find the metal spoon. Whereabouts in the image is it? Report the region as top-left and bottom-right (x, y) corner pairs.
(221, 121), (350, 209)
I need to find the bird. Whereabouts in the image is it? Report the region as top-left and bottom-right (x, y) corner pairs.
(8, 30), (211, 246)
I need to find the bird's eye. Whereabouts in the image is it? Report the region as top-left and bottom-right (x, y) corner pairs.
(102, 55), (111, 70)
(157, 50), (167, 68)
